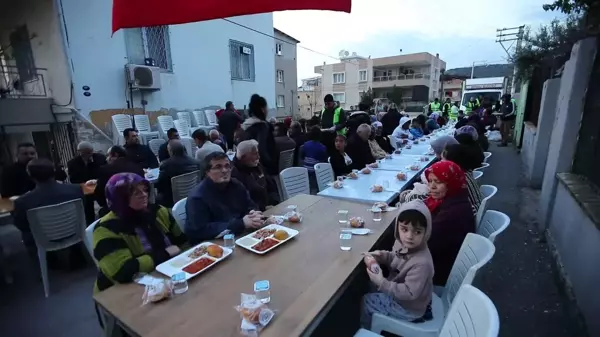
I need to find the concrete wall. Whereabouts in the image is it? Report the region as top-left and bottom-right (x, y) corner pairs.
(59, 0), (275, 134)
(274, 31), (297, 117)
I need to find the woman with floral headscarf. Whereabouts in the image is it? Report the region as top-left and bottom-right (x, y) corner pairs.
(423, 161), (475, 286)
(92, 173), (188, 293)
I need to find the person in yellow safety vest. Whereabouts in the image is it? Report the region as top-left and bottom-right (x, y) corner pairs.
(428, 98), (441, 115)
(320, 94), (347, 136)
(442, 98), (452, 118)
(465, 97), (477, 114)
(449, 101), (459, 122)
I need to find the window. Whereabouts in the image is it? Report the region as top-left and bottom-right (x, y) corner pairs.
(333, 72), (345, 84)
(9, 25), (36, 82)
(124, 26), (172, 71)
(229, 40), (255, 81)
(277, 70), (284, 83)
(359, 70), (367, 82)
(277, 95), (285, 108)
(332, 92), (345, 103)
(276, 43), (283, 55)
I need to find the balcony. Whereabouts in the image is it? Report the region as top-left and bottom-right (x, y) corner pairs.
(0, 66), (55, 127)
(372, 73), (431, 88)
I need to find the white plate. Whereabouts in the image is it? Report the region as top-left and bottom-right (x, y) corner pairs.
(350, 228), (372, 235)
(156, 242), (232, 280)
(235, 224), (299, 255)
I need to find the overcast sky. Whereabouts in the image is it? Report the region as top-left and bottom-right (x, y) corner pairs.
(273, 0), (562, 84)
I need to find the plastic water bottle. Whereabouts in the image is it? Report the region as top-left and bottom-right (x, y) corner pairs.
(171, 272), (188, 295)
(339, 230), (352, 251)
(254, 280), (271, 303)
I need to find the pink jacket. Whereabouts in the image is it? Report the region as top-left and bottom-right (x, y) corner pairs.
(373, 200), (434, 316)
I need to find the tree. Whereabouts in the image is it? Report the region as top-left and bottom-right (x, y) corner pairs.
(543, 0), (600, 31)
(386, 85), (404, 106)
(360, 87), (374, 107)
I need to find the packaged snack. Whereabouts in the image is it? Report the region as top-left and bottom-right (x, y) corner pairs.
(235, 293), (276, 336)
(371, 185), (383, 193)
(396, 172), (407, 181)
(141, 279), (173, 305)
(333, 180), (344, 189)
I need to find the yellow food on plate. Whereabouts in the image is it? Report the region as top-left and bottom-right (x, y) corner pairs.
(207, 244), (224, 258)
(396, 172), (407, 181)
(273, 229), (289, 240)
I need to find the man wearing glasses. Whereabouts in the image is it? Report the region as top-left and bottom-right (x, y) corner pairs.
(184, 151), (265, 244)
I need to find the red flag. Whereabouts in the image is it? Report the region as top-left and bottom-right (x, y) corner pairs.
(112, 0), (352, 33)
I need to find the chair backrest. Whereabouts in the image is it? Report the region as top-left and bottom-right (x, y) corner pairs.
(473, 170), (483, 180)
(157, 115), (174, 137)
(474, 162), (490, 171)
(439, 284), (499, 337)
(134, 114), (152, 132)
(177, 111), (193, 127)
(279, 167), (310, 200)
(476, 185), (498, 225)
(112, 114), (132, 132)
(171, 171), (200, 203)
(173, 119), (190, 137)
(85, 219), (100, 266)
(204, 110), (217, 125)
(179, 137), (195, 158)
(149, 139), (166, 157)
(172, 198), (187, 232)
(278, 149), (295, 172)
(314, 163), (334, 192)
(478, 210), (510, 243)
(483, 151), (492, 163)
(441, 233), (495, 311)
(193, 110), (207, 126)
(26, 199), (87, 251)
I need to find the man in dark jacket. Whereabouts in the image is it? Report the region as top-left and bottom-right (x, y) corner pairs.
(346, 123), (375, 170)
(123, 128), (159, 169)
(95, 146), (144, 216)
(158, 128), (180, 162)
(346, 103), (372, 138)
(231, 140), (279, 211)
(273, 122), (296, 154)
(0, 142), (38, 198)
(185, 152), (264, 244)
(240, 94), (279, 175)
(218, 101), (244, 150)
(156, 141), (200, 207)
(380, 105), (401, 136)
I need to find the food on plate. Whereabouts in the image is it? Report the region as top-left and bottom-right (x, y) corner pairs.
(347, 172), (359, 179)
(371, 185), (384, 193)
(396, 172), (407, 181)
(361, 168), (372, 174)
(207, 244), (224, 258)
(252, 238), (280, 252)
(409, 164), (420, 171)
(273, 229), (289, 240)
(288, 214), (301, 223)
(374, 202), (388, 211)
(333, 180), (344, 189)
(253, 228), (276, 240)
(369, 162), (379, 168)
(420, 156), (429, 162)
(187, 246), (208, 259)
(85, 179), (97, 186)
(262, 216), (278, 225)
(349, 217), (365, 228)
(182, 257), (215, 274)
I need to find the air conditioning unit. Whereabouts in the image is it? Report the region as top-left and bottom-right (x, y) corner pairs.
(125, 64), (161, 90)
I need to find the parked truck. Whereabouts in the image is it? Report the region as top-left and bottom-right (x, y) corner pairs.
(460, 77), (509, 110)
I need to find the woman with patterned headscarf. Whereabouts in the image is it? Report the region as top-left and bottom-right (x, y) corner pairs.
(92, 172), (188, 293)
(423, 161), (475, 286)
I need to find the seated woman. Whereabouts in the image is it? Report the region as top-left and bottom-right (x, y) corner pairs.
(423, 161), (475, 286)
(391, 117), (414, 142)
(301, 126), (328, 172)
(372, 122), (394, 154)
(430, 135), (458, 162)
(409, 119), (425, 139)
(93, 173), (188, 293)
(443, 144), (484, 216)
(368, 125), (389, 160)
(425, 113), (440, 131)
(231, 140), (279, 211)
(329, 134), (353, 178)
(415, 114), (430, 135)
(454, 125), (485, 165)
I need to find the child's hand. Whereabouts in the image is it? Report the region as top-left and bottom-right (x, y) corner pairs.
(366, 265), (384, 286)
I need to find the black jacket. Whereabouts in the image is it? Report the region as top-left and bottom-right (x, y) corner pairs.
(240, 117), (279, 175)
(158, 142), (170, 162)
(94, 158), (145, 207)
(156, 155), (201, 207)
(0, 161), (66, 198)
(380, 110), (401, 136)
(124, 143), (159, 169)
(230, 157), (278, 211)
(346, 135), (375, 170)
(346, 112), (371, 138)
(218, 110), (243, 141)
(329, 151), (353, 178)
(67, 153), (107, 184)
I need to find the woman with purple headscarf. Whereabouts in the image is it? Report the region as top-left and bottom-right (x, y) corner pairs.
(92, 172), (188, 293)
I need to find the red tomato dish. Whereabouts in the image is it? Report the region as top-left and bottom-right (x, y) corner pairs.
(182, 257), (215, 274)
(252, 238), (280, 252)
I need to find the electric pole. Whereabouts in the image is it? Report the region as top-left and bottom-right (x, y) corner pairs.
(496, 26), (525, 94)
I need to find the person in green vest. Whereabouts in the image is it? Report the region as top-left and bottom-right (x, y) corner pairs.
(320, 94), (347, 153)
(442, 98), (452, 118)
(448, 101), (459, 122)
(465, 97), (477, 114)
(428, 98), (441, 115)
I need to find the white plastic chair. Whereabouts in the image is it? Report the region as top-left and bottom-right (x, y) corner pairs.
(27, 199), (87, 297)
(157, 115), (175, 140)
(476, 185), (498, 226)
(84, 219), (100, 266)
(204, 110), (218, 127)
(278, 149), (295, 173)
(354, 328), (383, 337)
(111, 114), (132, 145)
(172, 198), (187, 232)
(478, 210), (510, 243)
(279, 167), (310, 200)
(439, 284), (499, 337)
(473, 170), (483, 180)
(193, 110), (215, 131)
(173, 119), (191, 138)
(314, 163), (334, 192)
(149, 139), (166, 157)
(134, 114), (160, 144)
(483, 151), (492, 163)
(179, 137), (195, 158)
(171, 171), (200, 204)
(371, 233), (496, 337)
(474, 162), (490, 171)
(177, 111), (200, 133)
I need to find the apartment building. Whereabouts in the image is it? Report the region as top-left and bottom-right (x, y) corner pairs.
(314, 52), (446, 110)
(297, 76), (322, 119)
(274, 28), (299, 117)
(442, 78), (464, 101)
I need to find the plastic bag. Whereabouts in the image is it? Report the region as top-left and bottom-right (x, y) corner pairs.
(488, 130), (502, 141)
(235, 293), (275, 336)
(141, 279), (173, 305)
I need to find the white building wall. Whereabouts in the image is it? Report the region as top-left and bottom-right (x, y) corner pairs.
(343, 62), (361, 109)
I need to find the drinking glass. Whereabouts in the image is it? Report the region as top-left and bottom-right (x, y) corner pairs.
(372, 207), (382, 222)
(171, 272), (189, 295)
(223, 234), (235, 249)
(338, 210), (349, 225)
(339, 230), (352, 251)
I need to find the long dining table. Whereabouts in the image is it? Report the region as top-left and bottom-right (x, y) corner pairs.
(93, 194), (399, 337)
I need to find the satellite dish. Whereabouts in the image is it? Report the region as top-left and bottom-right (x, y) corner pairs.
(338, 50), (346, 57)
(344, 51), (350, 57)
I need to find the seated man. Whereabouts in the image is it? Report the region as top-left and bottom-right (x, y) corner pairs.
(156, 140), (200, 207)
(209, 129), (227, 152)
(185, 152), (265, 244)
(231, 140), (279, 211)
(123, 128), (159, 169)
(193, 129), (224, 163)
(12, 158), (84, 257)
(346, 123), (376, 170)
(158, 128), (180, 162)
